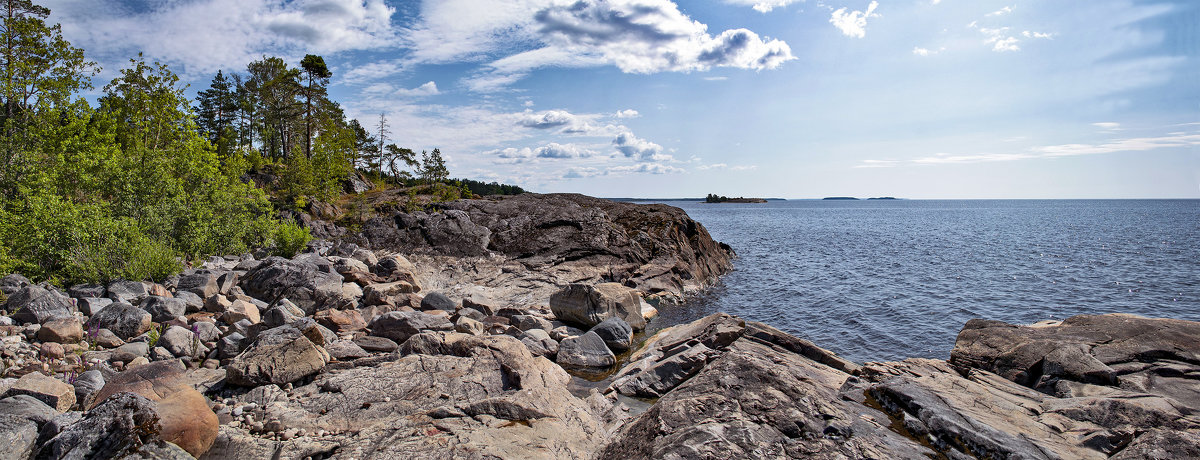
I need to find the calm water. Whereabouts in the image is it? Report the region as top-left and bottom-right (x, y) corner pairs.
(641, 200), (1200, 363)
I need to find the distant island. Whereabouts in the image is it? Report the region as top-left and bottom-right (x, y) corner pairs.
(822, 196), (860, 200)
(868, 197), (899, 200)
(706, 194), (767, 203)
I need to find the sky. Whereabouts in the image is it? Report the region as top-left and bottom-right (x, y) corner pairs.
(42, 0), (1200, 198)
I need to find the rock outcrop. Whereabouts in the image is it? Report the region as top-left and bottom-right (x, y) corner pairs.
(353, 193), (734, 302)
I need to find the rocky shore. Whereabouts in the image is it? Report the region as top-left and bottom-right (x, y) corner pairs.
(0, 194), (1197, 459)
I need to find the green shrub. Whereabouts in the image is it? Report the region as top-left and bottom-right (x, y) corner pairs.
(272, 221), (311, 257)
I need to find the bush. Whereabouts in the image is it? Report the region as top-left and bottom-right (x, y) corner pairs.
(272, 221), (311, 258)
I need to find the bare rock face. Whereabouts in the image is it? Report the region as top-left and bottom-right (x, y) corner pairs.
(367, 311), (453, 344)
(89, 360), (219, 458)
(597, 314), (931, 459)
(355, 193), (734, 301)
(950, 314), (1200, 405)
(550, 283), (646, 330)
(225, 329), (330, 387)
(205, 334), (609, 459)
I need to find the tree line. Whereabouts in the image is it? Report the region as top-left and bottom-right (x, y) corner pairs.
(0, 0), (493, 286)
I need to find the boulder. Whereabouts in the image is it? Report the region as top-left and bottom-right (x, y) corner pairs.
(556, 331), (615, 368)
(454, 316), (485, 336)
(113, 342), (150, 362)
(519, 329), (559, 358)
(239, 257), (344, 314)
(176, 272), (220, 298)
(362, 280), (420, 306)
(77, 297), (112, 316)
(420, 291), (457, 312)
(3, 372), (75, 411)
(512, 314), (554, 332)
(0, 273), (30, 296)
(314, 308), (366, 332)
(174, 291), (204, 313)
(7, 285), (74, 324)
(37, 316), (84, 344)
(550, 283), (646, 330)
(91, 328), (123, 348)
(0, 394), (58, 426)
(142, 296), (187, 323)
(39, 392), (189, 459)
(71, 370), (105, 409)
(217, 332), (245, 359)
(221, 299), (260, 325)
(0, 415), (36, 460)
(353, 335), (397, 353)
(368, 311), (453, 344)
(589, 317), (632, 352)
(89, 360), (219, 457)
(158, 325), (203, 358)
(86, 302), (152, 340)
(106, 280), (148, 304)
(226, 332), (329, 387)
(262, 304), (301, 328)
(67, 283), (105, 299)
(326, 340), (370, 360)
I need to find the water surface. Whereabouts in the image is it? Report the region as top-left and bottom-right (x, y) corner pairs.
(641, 199), (1200, 363)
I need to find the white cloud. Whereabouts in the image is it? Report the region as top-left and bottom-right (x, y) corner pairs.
(722, 0), (803, 13)
(395, 81), (440, 97)
(1093, 122), (1121, 131)
(613, 131), (673, 162)
(697, 163), (727, 170)
(704, 76), (729, 81)
(986, 6), (1013, 17)
(537, 142), (595, 158)
(341, 59), (406, 84)
(829, 1), (879, 39)
(615, 109), (640, 118)
(564, 167), (604, 179)
(537, 0), (795, 74)
(488, 142), (595, 163)
(1022, 30), (1053, 39)
(46, 0), (397, 77)
(991, 36), (1020, 52)
(977, 26), (1020, 52)
(608, 163), (685, 175)
(912, 47), (930, 56)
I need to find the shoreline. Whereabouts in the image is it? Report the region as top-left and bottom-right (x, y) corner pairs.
(0, 193), (1197, 458)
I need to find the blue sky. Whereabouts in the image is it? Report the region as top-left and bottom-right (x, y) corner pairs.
(44, 0), (1200, 198)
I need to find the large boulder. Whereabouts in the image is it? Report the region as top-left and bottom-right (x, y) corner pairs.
(360, 209), (492, 257)
(142, 296), (187, 323)
(175, 272), (220, 298)
(90, 360), (218, 457)
(589, 317), (633, 352)
(556, 331), (615, 368)
(550, 283), (645, 330)
(368, 311), (453, 344)
(3, 372), (75, 412)
(159, 325), (204, 358)
(106, 280), (148, 304)
(239, 257), (344, 314)
(0, 415), (37, 460)
(6, 285), (74, 324)
(226, 329), (330, 387)
(37, 317), (84, 344)
(85, 302), (152, 340)
(39, 392), (192, 459)
(950, 314), (1200, 406)
(0, 273), (30, 296)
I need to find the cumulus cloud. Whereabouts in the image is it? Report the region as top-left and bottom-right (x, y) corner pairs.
(1022, 30), (1053, 39)
(830, 1), (879, 39)
(615, 109), (640, 118)
(487, 142), (595, 163)
(341, 59), (406, 84)
(613, 131), (673, 162)
(395, 81), (440, 97)
(976, 26), (1021, 52)
(537, 142), (595, 158)
(535, 0), (794, 74)
(516, 110), (581, 129)
(46, 0), (397, 77)
(722, 0), (803, 13)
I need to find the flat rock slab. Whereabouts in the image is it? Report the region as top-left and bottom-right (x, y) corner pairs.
(3, 372), (75, 412)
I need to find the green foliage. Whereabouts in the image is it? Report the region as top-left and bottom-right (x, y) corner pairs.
(419, 148), (449, 185)
(147, 324), (161, 348)
(271, 221), (310, 258)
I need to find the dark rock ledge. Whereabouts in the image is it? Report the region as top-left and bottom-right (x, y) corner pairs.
(0, 195), (1196, 459)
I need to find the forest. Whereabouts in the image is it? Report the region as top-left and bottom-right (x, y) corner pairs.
(0, 0), (518, 287)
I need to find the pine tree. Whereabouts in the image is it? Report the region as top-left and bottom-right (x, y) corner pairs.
(299, 54), (330, 159)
